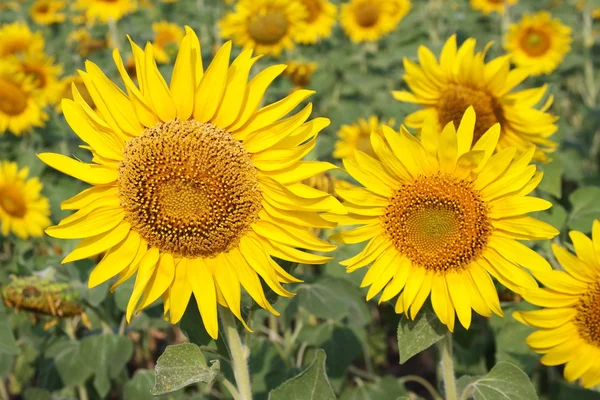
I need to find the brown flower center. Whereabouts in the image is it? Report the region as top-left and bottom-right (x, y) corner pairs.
(382, 173), (492, 273)
(301, 0), (322, 23)
(355, 2), (380, 27)
(22, 64), (47, 89)
(575, 282), (600, 347)
(520, 29), (551, 57)
(118, 119), (262, 259)
(0, 184), (27, 218)
(248, 10), (289, 45)
(0, 78), (28, 116)
(34, 2), (51, 14)
(437, 84), (504, 142)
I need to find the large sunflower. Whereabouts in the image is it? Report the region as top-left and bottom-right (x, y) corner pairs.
(29, 0), (66, 25)
(340, 0), (407, 43)
(393, 35), (558, 162)
(514, 222), (600, 388)
(39, 28), (342, 339)
(0, 161), (51, 240)
(470, 0), (517, 15)
(0, 63), (48, 136)
(295, 0), (337, 44)
(329, 108), (558, 331)
(12, 53), (64, 107)
(333, 116), (395, 159)
(0, 22), (45, 57)
(74, 0), (136, 24)
(504, 12), (572, 76)
(219, 0), (307, 57)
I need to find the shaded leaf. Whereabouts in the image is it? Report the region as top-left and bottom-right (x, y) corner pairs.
(0, 311), (18, 356)
(45, 339), (93, 387)
(464, 362), (538, 400)
(397, 311), (446, 364)
(568, 186), (600, 232)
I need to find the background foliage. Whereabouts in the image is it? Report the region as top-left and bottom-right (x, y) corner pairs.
(2, 0), (600, 399)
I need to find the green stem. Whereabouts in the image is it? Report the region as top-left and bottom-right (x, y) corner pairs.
(400, 375), (443, 400)
(221, 310), (253, 400)
(77, 385), (89, 400)
(501, 4), (511, 46)
(107, 18), (122, 53)
(0, 379), (8, 400)
(220, 376), (241, 400)
(583, 6), (597, 108)
(438, 332), (458, 400)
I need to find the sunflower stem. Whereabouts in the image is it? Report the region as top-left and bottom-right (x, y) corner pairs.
(583, 5), (597, 108)
(107, 18), (122, 53)
(438, 332), (458, 400)
(0, 379), (8, 400)
(221, 310), (253, 400)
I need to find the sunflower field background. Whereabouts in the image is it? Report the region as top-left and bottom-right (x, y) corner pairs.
(3, 0), (600, 399)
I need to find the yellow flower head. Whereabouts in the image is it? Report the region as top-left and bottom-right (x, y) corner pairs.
(152, 21), (184, 64)
(0, 62), (48, 136)
(12, 52), (64, 107)
(284, 61), (318, 88)
(29, 0), (66, 25)
(333, 116), (395, 159)
(514, 222), (600, 388)
(219, 0), (308, 57)
(340, 0), (411, 43)
(393, 35), (558, 162)
(505, 12), (572, 76)
(295, 0), (337, 44)
(39, 28), (342, 339)
(55, 74), (96, 113)
(0, 22), (45, 57)
(470, 0), (517, 15)
(75, 0), (136, 24)
(0, 161), (51, 239)
(68, 28), (107, 56)
(330, 108), (558, 331)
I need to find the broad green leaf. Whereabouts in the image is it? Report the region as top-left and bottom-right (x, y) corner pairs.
(553, 380), (600, 400)
(397, 311), (446, 364)
(0, 311), (18, 356)
(340, 376), (406, 400)
(23, 388), (52, 400)
(269, 349), (336, 400)
(568, 186), (600, 232)
(539, 157), (563, 198)
(462, 362), (538, 400)
(0, 353), (13, 378)
(151, 343), (220, 395)
(45, 339), (93, 387)
(125, 370), (155, 400)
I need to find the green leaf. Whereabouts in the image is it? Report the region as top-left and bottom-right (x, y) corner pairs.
(397, 311), (446, 364)
(269, 349), (336, 400)
(151, 343), (220, 395)
(0, 311), (18, 356)
(0, 353), (13, 378)
(462, 362), (538, 400)
(45, 339), (93, 387)
(296, 277), (369, 322)
(340, 376), (406, 399)
(568, 186), (600, 232)
(23, 388), (52, 400)
(125, 369), (182, 400)
(538, 157), (563, 198)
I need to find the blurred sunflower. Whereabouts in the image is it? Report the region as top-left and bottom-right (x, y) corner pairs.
(29, 0), (66, 25)
(219, 0), (307, 57)
(39, 28), (342, 339)
(333, 116), (395, 159)
(514, 222), (600, 388)
(470, 0), (517, 15)
(13, 53), (64, 106)
(295, 0), (337, 44)
(68, 28), (106, 56)
(152, 21), (184, 64)
(0, 63), (47, 136)
(386, 0), (412, 25)
(284, 61), (317, 88)
(0, 22), (45, 57)
(340, 0), (406, 43)
(393, 35), (558, 162)
(504, 12), (572, 76)
(55, 74), (95, 113)
(75, 0), (136, 24)
(0, 161), (51, 240)
(330, 108), (558, 331)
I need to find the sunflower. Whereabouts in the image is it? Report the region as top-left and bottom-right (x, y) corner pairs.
(393, 35), (558, 162)
(514, 222), (600, 388)
(12, 53), (64, 107)
(470, 0), (517, 15)
(340, 0), (406, 43)
(74, 0), (136, 24)
(0, 22), (45, 57)
(29, 0), (66, 25)
(39, 28), (342, 339)
(284, 61), (317, 88)
(219, 0), (308, 57)
(333, 116), (395, 159)
(0, 63), (48, 136)
(504, 12), (572, 76)
(152, 21), (184, 64)
(329, 108), (558, 331)
(55, 74), (95, 113)
(295, 0), (337, 44)
(68, 28), (106, 56)
(0, 161), (51, 240)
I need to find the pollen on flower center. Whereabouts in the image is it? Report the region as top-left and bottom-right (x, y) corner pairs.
(118, 119), (262, 259)
(521, 29), (551, 56)
(248, 10), (289, 45)
(355, 3), (380, 27)
(0, 185), (27, 218)
(0, 79), (28, 116)
(575, 282), (600, 347)
(382, 174), (492, 273)
(437, 84), (504, 142)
